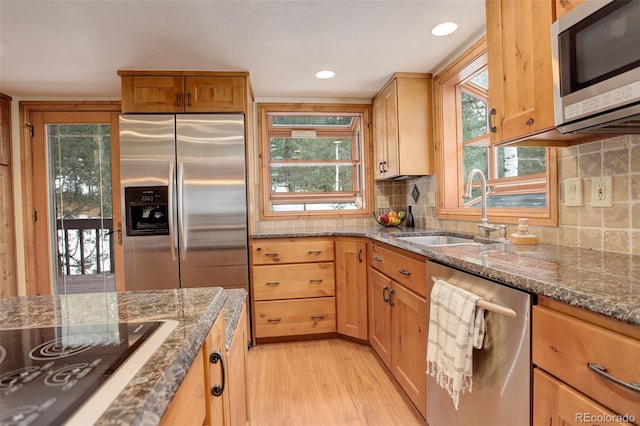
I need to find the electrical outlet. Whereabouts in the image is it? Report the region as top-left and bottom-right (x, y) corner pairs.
(591, 176), (612, 207)
(376, 195), (390, 208)
(564, 178), (582, 206)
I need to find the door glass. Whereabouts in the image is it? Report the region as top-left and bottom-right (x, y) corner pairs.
(49, 124), (115, 294)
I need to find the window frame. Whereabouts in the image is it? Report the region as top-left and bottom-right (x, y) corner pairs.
(433, 37), (558, 226)
(257, 102), (373, 220)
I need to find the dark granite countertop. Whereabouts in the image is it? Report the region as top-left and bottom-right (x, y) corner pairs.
(252, 225), (640, 327)
(0, 287), (248, 425)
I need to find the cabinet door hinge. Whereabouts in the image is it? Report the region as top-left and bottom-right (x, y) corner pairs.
(26, 122), (34, 137)
(33, 209), (38, 222)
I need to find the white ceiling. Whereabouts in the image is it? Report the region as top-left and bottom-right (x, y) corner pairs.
(0, 0), (486, 100)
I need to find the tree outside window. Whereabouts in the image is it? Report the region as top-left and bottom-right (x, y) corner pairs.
(434, 37), (558, 225)
(258, 103), (371, 218)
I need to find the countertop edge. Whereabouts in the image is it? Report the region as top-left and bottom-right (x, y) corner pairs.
(99, 289), (229, 426)
(251, 229), (640, 328)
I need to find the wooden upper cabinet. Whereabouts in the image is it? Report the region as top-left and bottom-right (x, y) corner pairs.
(121, 76), (183, 113)
(185, 76), (245, 112)
(486, 0), (556, 145)
(372, 73), (432, 180)
(485, 0), (603, 146)
(555, 0), (584, 20)
(119, 71), (247, 114)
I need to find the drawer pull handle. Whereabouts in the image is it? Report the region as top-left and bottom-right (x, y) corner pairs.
(308, 250), (322, 255)
(267, 317), (282, 323)
(310, 314), (325, 320)
(398, 269), (411, 276)
(389, 289), (396, 306)
(588, 363), (640, 393)
(209, 351), (225, 397)
(265, 253), (279, 257)
(309, 279), (323, 284)
(357, 248), (363, 263)
(383, 286), (390, 303)
(266, 282), (280, 286)
(489, 108), (497, 133)
(372, 256), (382, 262)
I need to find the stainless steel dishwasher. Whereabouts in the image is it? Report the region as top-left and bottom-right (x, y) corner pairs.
(426, 261), (532, 426)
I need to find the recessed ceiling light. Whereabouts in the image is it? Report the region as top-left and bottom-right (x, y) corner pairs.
(431, 22), (458, 37)
(315, 70), (335, 79)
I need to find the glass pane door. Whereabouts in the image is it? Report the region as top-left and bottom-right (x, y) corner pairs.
(48, 123), (115, 294)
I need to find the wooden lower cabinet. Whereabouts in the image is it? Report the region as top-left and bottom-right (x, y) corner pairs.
(369, 268), (393, 366)
(225, 303), (251, 426)
(391, 282), (427, 414)
(368, 243), (427, 418)
(534, 369), (633, 426)
(335, 238), (368, 340)
(251, 238), (336, 339)
(161, 303), (250, 426)
(161, 313), (226, 426)
(203, 311), (227, 426)
(533, 301), (640, 426)
(160, 348), (207, 426)
(254, 297), (336, 338)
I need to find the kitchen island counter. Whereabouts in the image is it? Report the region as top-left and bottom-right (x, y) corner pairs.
(252, 226), (640, 327)
(0, 287), (248, 425)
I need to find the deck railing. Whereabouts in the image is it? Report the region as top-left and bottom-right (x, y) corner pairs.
(56, 218), (115, 276)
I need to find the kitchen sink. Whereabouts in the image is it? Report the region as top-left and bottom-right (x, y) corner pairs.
(397, 235), (478, 247)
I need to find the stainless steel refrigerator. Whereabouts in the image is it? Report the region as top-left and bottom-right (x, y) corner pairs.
(119, 114), (249, 291)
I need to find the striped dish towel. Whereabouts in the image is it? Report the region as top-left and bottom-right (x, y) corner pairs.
(426, 279), (486, 410)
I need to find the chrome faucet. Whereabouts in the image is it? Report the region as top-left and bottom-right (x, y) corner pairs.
(464, 169), (504, 238)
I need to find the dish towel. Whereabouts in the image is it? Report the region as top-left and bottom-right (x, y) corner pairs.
(426, 279), (486, 410)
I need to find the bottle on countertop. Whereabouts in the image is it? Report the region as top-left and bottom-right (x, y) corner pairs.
(406, 205), (415, 228)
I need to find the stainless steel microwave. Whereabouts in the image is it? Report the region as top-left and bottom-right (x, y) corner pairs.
(552, 0), (640, 134)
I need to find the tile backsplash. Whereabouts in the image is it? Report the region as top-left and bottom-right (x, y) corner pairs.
(254, 135), (640, 255)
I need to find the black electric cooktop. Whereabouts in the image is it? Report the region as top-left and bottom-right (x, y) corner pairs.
(0, 321), (162, 426)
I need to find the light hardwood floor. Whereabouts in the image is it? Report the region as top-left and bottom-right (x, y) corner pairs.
(248, 338), (425, 426)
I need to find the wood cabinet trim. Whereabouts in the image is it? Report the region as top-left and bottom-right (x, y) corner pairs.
(538, 295), (640, 341)
(118, 70), (250, 77)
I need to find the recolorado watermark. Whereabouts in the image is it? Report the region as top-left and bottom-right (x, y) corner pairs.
(575, 412), (636, 423)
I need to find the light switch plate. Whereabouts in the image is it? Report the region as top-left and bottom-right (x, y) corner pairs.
(564, 178), (582, 206)
(591, 176), (612, 207)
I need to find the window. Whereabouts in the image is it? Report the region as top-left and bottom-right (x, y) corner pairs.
(434, 37), (558, 225)
(258, 103), (371, 218)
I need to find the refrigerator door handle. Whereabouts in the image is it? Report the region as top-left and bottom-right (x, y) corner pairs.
(168, 162), (177, 262)
(178, 161), (187, 261)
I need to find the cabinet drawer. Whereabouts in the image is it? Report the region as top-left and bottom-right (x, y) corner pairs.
(251, 239), (334, 265)
(533, 306), (640, 421)
(369, 243), (426, 297)
(534, 368), (633, 426)
(254, 298), (336, 338)
(253, 262), (335, 301)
